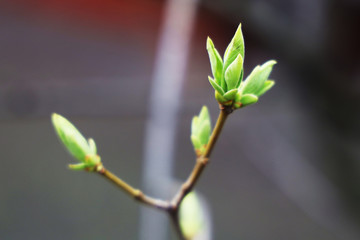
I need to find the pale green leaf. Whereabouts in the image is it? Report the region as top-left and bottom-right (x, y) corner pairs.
(191, 135), (202, 150)
(52, 113), (91, 162)
(191, 106), (211, 151)
(240, 60), (276, 95)
(206, 37), (223, 84)
(223, 24), (245, 73)
(68, 163), (87, 171)
(235, 92), (241, 103)
(225, 53), (243, 90)
(254, 80), (275, 96)
(179, 192), (205, 239)
(191, 116), (199, 135)
(208, 76), (225, 95)
(198, 121), (211, 146)
(88, 138), (97, 155)
(240, 94), (258, 106)
(215, 91), (227, 103)
(198, 106), (210, 125)
(223, 89), (238, 101)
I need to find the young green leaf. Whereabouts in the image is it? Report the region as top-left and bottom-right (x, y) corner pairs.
(240, 94), (258, 106)
(236, 68), (244, 88)
(233, 92), (242, 108)
(52, 113), (91, 162)
(198, 105), (210, 125)
(88, 138), (97, 155)
(254, 80), (275, 96)
(240, 60), (276, 96)
(51, 113), (101, 170)
(223, 24), (245, 73)
(191, 116), (199, 135)
(191, 135), (202, 151)
(179, 192), (206, 239)
(206, 37), (223, 84)
(208, 76), (225, 96)
(190, 106), (212, 154)
(215, 91), (227, 103)
(223, 89), (238, 101)
(68, 163), (87, 171)
(224, 53), (243, 90)
(198, 121), (211, 146)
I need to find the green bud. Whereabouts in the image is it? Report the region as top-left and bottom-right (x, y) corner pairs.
(190, 135), (202, 151)
(208, 76), (225, 96)
(68, 163), (87, 171)
(207, 23), (245, 104)
(223, 89), (238, 101)
(233, 92), (242, 109)
(225, 53), (243, 90)
(235, 92), (241, 103)
(237, 69), (244, 88)
(198, 121), (211, 147)
(240, 60), (276, 96)
(215, 91), (227, 103)
(179, 192), (206, 239)
(206, 23), (276, 108)
(206, 37), (223, 85)
(51, 113), (101, 170)
(52, 113), (90, 161)
(88, 138), (97, 155)
(223, 24), (245, 73)
(191, 106), (211, 156)
(240, 94), (258, 106)
(198, 105), (210, 123)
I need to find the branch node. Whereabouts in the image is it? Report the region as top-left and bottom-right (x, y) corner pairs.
(197, 157), (209, 165)
(168, 203), (178, 213)
(95, 163), (105, 174)
(219, 104), (233, 114)
(133, 189), (144, 200)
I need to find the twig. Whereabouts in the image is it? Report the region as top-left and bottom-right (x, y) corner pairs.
(97, 166), (170, 210)
(96, 106), (231, 239)
(171, 107), (230, 207)
(167, 106), (231, 239)
(169, 209), (187, 240)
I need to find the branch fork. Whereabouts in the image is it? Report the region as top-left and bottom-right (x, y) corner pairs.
(95, 108), (230, 239)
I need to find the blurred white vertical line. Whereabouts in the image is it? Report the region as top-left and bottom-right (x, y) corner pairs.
(139, 0), (199, 239)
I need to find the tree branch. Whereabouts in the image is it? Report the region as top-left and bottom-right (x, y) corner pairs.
(97, 166), (170, 210)
(166, 106), (231, 239)
(95, 106), (231, 240)
(171, 107), (230, 207)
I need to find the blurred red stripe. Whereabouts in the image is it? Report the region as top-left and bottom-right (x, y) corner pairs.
(6, 0), (164, 33)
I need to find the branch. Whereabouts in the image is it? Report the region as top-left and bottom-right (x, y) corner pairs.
(95, 106), (232, 240)
(171, 106), (231, 208)
(169, 210), (187, 240)
(96, 165), (170, 210)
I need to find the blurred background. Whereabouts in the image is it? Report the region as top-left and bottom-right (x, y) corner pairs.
(1, 0), (360, 239)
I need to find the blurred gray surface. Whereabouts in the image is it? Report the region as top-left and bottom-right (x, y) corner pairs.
(1, 0), (360, 239)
